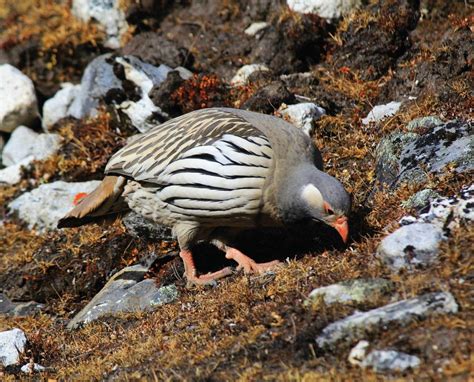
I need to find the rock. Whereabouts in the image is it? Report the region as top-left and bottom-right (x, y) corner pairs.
(406, 116), (443, 131)
(42, 83), (82, 130)
(306, 278), (394, 307)
(67, 264), (178, 329)
(149, 70), (187, 117)
(0, 157), (33, 185)
(348, 340), (370, 365)
(316, 291), (458, 349)
(287, 0), (361, 19)
(8, 180), (101, 231)
(0, 293), (15, 314)
(244, 22), (270, 37)
(122, 211), (173, 242)
(2, 126), (62, 167)
(122, 32), (193, 68)
(375, 118), (473, 187)
(0, 64), (38, 133)
(376, 223), (444, 271)
(400, 185), (474, 231)
(0, 328), (27, 367)
(278, 102), (326, 136)
(21, 362), (46, 374)
(362, 101), (402, 125)
(69, 54), (175, 132)
(12, 301), (45, 317)
(242, 81), (295, 114)
(361, 350), (421, 372)
(230, 64), (270, 86)
(72, 0), (128, 49)
(401, 189), (441, 211)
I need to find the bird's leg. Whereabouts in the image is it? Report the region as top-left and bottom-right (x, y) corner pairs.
(179, 249), (233, 286)
(225, 247), (281, 274)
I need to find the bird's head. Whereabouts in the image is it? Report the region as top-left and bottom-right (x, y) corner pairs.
(279, 165), (351, 243)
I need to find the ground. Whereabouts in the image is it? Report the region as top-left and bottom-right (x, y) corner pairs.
(0, 0), (473, 380)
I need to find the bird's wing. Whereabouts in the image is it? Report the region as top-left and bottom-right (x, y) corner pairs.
(105, 109), (274, 219)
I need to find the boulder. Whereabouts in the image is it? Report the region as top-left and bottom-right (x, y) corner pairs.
(0, 328), (27, 367)
(72, 0), (128, 49)
(316, 292), (458, 349)
(68, 264), (178, 329)
(0, 64), (38, 133)
(8, 180), (101, 231)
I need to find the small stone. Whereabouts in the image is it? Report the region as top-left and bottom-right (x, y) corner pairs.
(12, 301), (45, 317)
(278, 102), (326, 136)
(67, 264), (178, 329)
(362, 101), (402, 125)
(406, 115), (443, 132)
(21, 362), (46, 374)
(245, 22), (270, 36)
(42, 83), (81, 130)
(0, 293), (15, 314)
(0, 157), (32, 185)
(0, 64), (38, 133)
(315, 291), (458, 349)
(122, 211), (173, 242)
(401, 189), (441, 210)
(0, 328), (27, 366)
(377, 223), (445, 271)
(230, 64), (270, 86)
(72, 0), (128, 49)
(2, 126), (61, 167)
(361, 350), (421, 372)
(348, 340), (370, 365)
(287, 0), (362, 19)
(306, 278), (394, 307)
(8, 180), (101, 231)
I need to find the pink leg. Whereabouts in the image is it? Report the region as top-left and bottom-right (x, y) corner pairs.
(225, 247), (281, 274)
(179, 249), (233, 286)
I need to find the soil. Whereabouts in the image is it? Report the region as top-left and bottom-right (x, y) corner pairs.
(0, 0), (473, 380)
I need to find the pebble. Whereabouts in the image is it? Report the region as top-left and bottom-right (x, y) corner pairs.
(278, 102), (326, 136)
(362, 101), (402, 125)
(230, 64), (270, 86)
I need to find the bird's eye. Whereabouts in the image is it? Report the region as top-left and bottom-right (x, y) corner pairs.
(323, 202), (334, 215)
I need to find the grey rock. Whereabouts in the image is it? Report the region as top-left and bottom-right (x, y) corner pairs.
(401, 189), (441, 210)
(68, 264), (178, 329)
(316, 291), (458, 349)
(245, 22), (270, 37)
(406, 116), (443, 132)
(8, 180), (101, 231)
(122, 211), (173, 242)
(0, 159), (31, 185)
(0, 64), (38, 133)
(287, 0), (362, 19)
(12, 301), (45, 317)
(0, 328), (27, 366)
(306, 278), (394, 307)
(42, 83), (81, 130)
(72, 0), (128, 49)
(377, 223), (445, 271)
(362, 101), (402, 125)
(21, 362), (46, 374)
(361, 350), (421, 372)
(278, 102), (326, 136)
(348, 340), (370, 365)
(0, 293), (15, 314)
(2, 125), (61, 167)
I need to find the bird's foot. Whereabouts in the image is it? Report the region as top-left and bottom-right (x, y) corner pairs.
(225, 247), (281, 274)
(179, 249), (233, 286)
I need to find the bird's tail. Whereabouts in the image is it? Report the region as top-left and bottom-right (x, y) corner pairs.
(57, 175), (129, 228)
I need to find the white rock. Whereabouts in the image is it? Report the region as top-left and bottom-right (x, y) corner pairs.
(0, 64), (38, 133)
(361, 350), (421, 372)
(8, 180), (101, 231)
(279, 103), (326, 136)
(72, 0), (128, 49)
(362, 101), (402, 125)
(230, 64), (270, 86)
(42, 83), (81, 130)
(287, 0), (361, 19)
(114, 57), (169, 133)
(377, 223), (445, 271)
(0, 157), (32, 185)
(2, 126), (61, 167)
(244, 22), (270, 36)
(348, 340), (370, 366)
(21, 362), (46, 374)
(0, 328), (27, 367)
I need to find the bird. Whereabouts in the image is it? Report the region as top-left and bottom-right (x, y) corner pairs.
(58, 107), (351, 285)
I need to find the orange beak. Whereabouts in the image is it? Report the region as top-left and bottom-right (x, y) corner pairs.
(331, 216), (349, 243)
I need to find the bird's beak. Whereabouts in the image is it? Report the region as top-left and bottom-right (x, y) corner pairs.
(330, 216), (349, 243)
